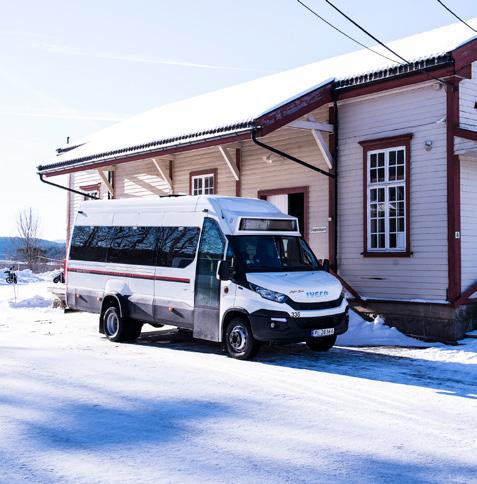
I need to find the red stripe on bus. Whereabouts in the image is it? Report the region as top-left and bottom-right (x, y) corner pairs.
(68, 267), (190, 283)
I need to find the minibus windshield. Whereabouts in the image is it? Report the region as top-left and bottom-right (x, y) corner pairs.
(230, 235), (321, 273)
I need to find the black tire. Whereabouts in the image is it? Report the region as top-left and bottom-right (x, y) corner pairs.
(306, 334), (337, 352)
(103, 306), (142, 342)
(224, 317), (259, 360)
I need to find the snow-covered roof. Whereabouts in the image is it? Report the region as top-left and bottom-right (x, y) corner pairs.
(38, 19), (477, 174)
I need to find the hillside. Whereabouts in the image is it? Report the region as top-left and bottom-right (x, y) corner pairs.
(0, 237), (66, 262)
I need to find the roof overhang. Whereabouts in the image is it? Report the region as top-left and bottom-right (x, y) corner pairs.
(37, 37), (477, 178)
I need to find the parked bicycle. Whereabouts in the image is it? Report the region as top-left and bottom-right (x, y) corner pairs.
(4, 266), (18, 285)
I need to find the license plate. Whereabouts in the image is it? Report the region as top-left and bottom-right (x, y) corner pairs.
(310, 328), (335, 337)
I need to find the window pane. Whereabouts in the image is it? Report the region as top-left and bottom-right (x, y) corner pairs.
(69, 226), (113, 262)
(157, 227), (200, 268)
(389, 233), (396, 248)
(195, 218), (225, 307)
(108, 226), (157, 266)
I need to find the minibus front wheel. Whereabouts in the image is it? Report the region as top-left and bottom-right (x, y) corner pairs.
(103, 305), (142, 342)
(224, 317), (259, 360)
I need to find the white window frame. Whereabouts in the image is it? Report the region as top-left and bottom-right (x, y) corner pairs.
(192, 173), (215, 195)
(366, 145), (407, 253)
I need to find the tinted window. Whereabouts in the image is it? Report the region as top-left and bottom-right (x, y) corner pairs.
(108, 226), (157, 266)
(195, 218), (225, 307)
(157, 227), (200, 268)
(69, 225), (114, 262)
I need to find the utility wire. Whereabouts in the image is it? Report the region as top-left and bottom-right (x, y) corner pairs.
(295, 0), (402, 65)
(435, 0), (476, 33)
(323, 0), (450, 87)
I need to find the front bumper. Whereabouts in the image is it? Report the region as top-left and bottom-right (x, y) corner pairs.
(249, 308), (349, 343)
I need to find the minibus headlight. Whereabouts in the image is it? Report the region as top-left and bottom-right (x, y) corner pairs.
(250, 283), (287, 303)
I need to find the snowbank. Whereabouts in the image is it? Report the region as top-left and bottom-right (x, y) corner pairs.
(8, 294), (52, 309)
(337, 310), (438, 347)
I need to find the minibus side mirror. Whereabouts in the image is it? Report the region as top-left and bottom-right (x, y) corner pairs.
(217, 260), (231, 281)
(322, 259), (330, 272)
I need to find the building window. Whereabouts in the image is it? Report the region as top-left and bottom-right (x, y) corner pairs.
(190, 169), (217, 195)
(107, 170), (115, 199)
(79, 184), (100, 202)
(360, 134), (412, 257)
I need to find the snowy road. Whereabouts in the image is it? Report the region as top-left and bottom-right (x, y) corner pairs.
(1, 278), (476, 483)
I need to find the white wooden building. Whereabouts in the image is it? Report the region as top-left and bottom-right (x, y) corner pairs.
(38, 20), (477, 341)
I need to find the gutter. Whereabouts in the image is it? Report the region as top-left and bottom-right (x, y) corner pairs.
(39, 173), (99, 200)
(251, 130), (335, 179)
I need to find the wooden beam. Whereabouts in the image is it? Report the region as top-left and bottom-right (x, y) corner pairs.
(288, 120), (334, 132)
(311, 129), (333, 170)
(218, 146), (240, 181)
(97, 169), (114, 197)
(151, 157), (173, 191)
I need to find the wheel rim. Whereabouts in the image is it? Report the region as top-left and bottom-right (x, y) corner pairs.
(105, 311), (119, 337)
(229, 325), (247, 352)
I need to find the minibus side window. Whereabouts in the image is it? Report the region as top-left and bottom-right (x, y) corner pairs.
(195, 219), (225, 308)
(156, 227), (200, 268)
(108, 226), (157, 266)
(70, 225), (113, 262)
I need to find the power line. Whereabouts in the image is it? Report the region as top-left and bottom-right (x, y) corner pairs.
(295, 0), (402, 66)
(323, 0), (450, 87)
(435, 0), (476, 33)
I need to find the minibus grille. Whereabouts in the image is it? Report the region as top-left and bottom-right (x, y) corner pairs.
(286, 294), (344, 311)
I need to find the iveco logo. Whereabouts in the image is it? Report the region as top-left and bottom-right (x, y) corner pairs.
(306, 290), (329, 298)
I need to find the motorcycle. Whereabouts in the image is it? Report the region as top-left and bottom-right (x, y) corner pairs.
(53, 270), (65, 284)
(4, 266), (18, 285)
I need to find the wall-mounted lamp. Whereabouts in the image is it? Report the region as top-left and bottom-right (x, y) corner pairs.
(425, 140), (433, 152)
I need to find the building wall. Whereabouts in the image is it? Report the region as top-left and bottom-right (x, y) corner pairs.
(460, 155), (477, 294)
(337, 83), (449, 302)
(240, 118), (330, 260)
(459, 61), (477, 131)
(67, 83), (451, 302)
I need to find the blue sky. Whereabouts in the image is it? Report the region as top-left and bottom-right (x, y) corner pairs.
(1, 0), (475, 240)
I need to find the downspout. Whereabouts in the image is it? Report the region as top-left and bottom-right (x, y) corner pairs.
(251, 130), (335, 179)
(332, 91), (339, 272)
(38, 173), (100, 200)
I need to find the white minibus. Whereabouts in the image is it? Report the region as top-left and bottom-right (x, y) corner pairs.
(66, 196), (348, 359)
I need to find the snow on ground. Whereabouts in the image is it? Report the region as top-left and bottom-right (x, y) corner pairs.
(1, 279), (476, 483)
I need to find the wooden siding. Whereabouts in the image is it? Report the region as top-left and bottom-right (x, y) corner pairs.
(241, 112), (330, 259)
(459, 61), (477, 131)
(337, 84), (449, 301)
(460, 155), (477, 294)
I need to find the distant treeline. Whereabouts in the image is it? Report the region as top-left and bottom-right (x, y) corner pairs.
(0, 237), (66, 262)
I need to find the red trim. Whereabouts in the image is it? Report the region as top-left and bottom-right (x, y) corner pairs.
(43, 132), (252, 177)
(235, 148), (241, 197)
(328, 105), (336, 270)
(453, 282), (477, 307)
(258, 186), (309, 240)
(189, 168), (218, 195)
(257, 82), (333, 136)
(446, 80), (462, 302)
(360, 134), (413, 258)
(68, 267), (190, 283)
(79, 183), (100, 192)
(330, 270), (363, 303)
(454, 127), (477, 141)
(452, 39), (477, 78)
(337, 65), (455, 101)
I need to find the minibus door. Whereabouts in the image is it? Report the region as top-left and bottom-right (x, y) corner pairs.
(193, 218), (225, 341)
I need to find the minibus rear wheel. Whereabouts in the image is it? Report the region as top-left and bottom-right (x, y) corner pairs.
(103, 306), (142, 342)
(225, 317), (259, 360)
(306, 335), (337, 352)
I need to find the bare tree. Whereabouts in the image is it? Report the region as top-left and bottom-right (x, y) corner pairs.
(17, 208), (41, 270)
